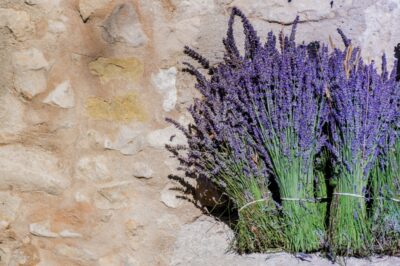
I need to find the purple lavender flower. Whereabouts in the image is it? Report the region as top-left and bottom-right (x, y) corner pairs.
(327, 31), (399, 178)
(166, 7), (333, 253)
(327, 29), (400, 256)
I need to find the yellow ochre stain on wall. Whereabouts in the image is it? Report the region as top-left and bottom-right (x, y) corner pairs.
(88, 57), (144, 83)
(85, 92), (146, 122)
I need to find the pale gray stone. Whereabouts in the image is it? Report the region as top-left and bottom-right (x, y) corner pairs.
(0, 145), (70, 194)
(151, 67), (177, 112)
(94, 182), (133, 210)
(54, 244), (97, 261)
(29, 222), (59, 238)
(97, 253), (137, 266)
(160, 183), (183, 208)
(79, 0), (112, 21)
(132, 162), (153, 179)
(102, 3), (148, 47)
(12, 48), (49, 71)
(14, 70), (47, 99)
(58, 229), (83, 238)
(172, 0), (216, 19)
(12, 48), (49, 98)
(0, 8), (33, 40)
(147, 126), (186, 149)
(0, 192), (21, 228)
(24, 0), (61, 7)
(48, 19), (66, 34)
(104, 123), (147, 155)
(0, 93), (26, 140)
(43, 80), (75, 108)
(76, 155), (111, 181)
(359, 0), (400, 67)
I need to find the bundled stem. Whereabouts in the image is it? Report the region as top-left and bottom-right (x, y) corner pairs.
(326, 31), (398, 256)
(314, 149), (329, 229)
(247, 27), (329, 251)
(329, 158), (372, 256)
(202, 137), (284, 252)
(370, 139), (400, 254)
(259, 130), (325, 252)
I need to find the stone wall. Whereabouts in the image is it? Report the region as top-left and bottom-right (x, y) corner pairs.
(0, 0), (399, 265)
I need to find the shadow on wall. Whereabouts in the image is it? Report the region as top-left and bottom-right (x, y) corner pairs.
(166, 175), (238, 236)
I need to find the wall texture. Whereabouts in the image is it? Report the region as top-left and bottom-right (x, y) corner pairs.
(0, 0), (399, 265)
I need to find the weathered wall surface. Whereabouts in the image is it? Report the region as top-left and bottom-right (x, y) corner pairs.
(0, 0), (398, 265)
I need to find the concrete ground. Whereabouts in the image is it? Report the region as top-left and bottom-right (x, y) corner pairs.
(171, 215), (400, 266)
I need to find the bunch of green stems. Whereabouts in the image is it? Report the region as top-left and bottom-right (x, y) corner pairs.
(258, 127), (325, 252)
(328, 144), (372, 256)
(206, 145), (284, 253)
(370, 139), (400, 254)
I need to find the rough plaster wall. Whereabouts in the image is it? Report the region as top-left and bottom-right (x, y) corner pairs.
(0, 0), (399, 265)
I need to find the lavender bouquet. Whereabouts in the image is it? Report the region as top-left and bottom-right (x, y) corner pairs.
(166, 8), (284, 252)
(168, 7), (330, 253)
(370, 139), (400, 254)
(326, 32), (399, 256)
(369, 45), (400, 254)
(166, 6), (400, 256)
(238, 21), (330, 252)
